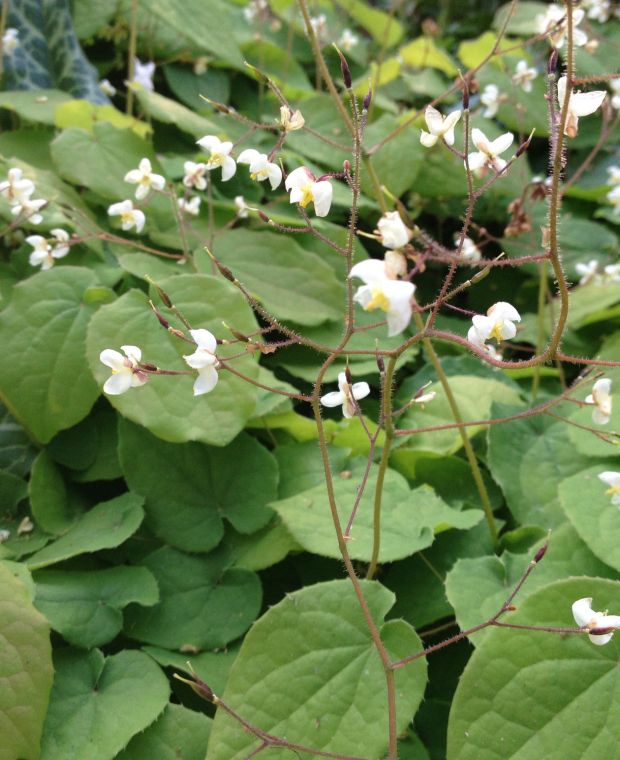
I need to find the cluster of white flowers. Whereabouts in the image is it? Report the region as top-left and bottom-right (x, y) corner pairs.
(107, 158), (166, 233)
(536, 4), (588, 48)
(585, 377), (613, 424)
(0, 167), (47, 224)
(572, 598), (620, 645)
(582, 0), (612, 23)
(575, 259), (620, 286)
(468, 302), (521, 352)
(26, 229), (71, 270)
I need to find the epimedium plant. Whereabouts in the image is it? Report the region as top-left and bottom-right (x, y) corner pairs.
(0, 1), (620, 759)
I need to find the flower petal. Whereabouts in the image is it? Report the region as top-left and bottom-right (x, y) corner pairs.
(100, 349), (125, 370)
(572, 597), (594, 627)
(420, 131), (438, 148)
(103, 371), (133, 395)
(570, 90), (606, 117)
(190, 328), (217, 353)
(349, 259), (387, 284)
(311, 181), (332, 217)
(237, 148), (262, 165)
(320, 391), (345, 408)
(193, 366), (219, 395)
(221, 155), (237, 181)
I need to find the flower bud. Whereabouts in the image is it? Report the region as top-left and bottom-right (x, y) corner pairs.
(336, 47), (352, 89)
(363, 89), (372, 111)
(533, 542), (548, 563)
(258, 210), (270, 223)
(345, 365), (353, 385)
(462, 86), (470, 110)
(215, 260), (235, 282)
(376, 355), (385, 374)
(547, 49), (558, 75)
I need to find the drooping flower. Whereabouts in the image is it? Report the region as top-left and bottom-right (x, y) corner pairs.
(536, 5), (588, 48)
(280, 105), (305, 132)
(468, 301), (521, 347)
(26, 229), (70, 270)
(339, 28), (359, 52)
(177, 196), (201, 216)
(607, 166), (620, 185)
(0, 167), (35, 205)
(107, 200), (145, 233)
(234, 195), (249, 219)
(320, 371), (370, 418)
(572, 597), (620, 645)
(576, 259), (602, 286)
(419, 105), (461, 148)
(99, 79), (117, 97)
(285, 167), (332, 217)
(480, 84), (501, 118)
(384, 250), (407, 279)
(512, 60), (537, 93)
(183, 161), (208, 191)
(557, 76), (606, 139)
(599, 471), (620, 505)
(350, 259), (415, 336)
(100, 345), (148, 395)
(11, 196), (46, 225)
(376, 211), (413, 249)
(183, 328), (220, 396)
(466, 128), (513, 177)
(237, 149), (282, 190)
(585, 378), (612, 425)
(195, 135), (237, 181)
(132, 58), (155, 90)
(124, 158), (165, 200)
(2, 28), (19, 56)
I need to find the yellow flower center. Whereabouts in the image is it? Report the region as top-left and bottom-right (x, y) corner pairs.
(605, 485), (620, 497)
(364, 288), (390, 313)
(121, 211), (134, 225)
(208, 151), (224, 168)
(490, 322), (504, 342)
(299, 184), (314, 208)
(251, 168), (268, 181)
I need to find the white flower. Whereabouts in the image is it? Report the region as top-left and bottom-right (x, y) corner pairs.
(585, 378), (612, 425)
(611, 79), (620, 111)
(320, 371), (370, 418)
(99, 79), (117, 96)
(607, 165), (620, 186)
(466, 128), (514, 176)
(11, 197), (46, 225)
(480, 84), (501, 118)
(0, 529), (10, 542)
(234, 195), (249, 219)
(26, 229), (70, 270)
(572, 597), (620, 645)
(512, 60), (537, 93)
(280, 105), (305, 132)
(536, 5), (588, 48)
(557, 76), (606, 139)
(310, 14), (327, 39)
(133, 58), (155, 91)
(285, 167), (332, 217)
(183, 328), (220, 396)
(384, 250), (407, 279)
(195, 135), (236, 181)
(237, 149), (282, 190)
(183, 161), (208, 191)
(468, 301), (521, 346)
(412, 383), (436, 406)
(100, 345), (148, 395)
(350, 259), (415, 336)
(459, 236), (482, 263)
(124, 158), (165, 200)
(0, 167), (35, 205)
(576, 259), (602, 285)
(108, 200), (145, 233)
(376, 211), (412, 249)
(607, 185), (620, 214)
(419, 105), (461, 148)
(2, 28), (19, 56)
(582, 0), (611, 23)
(339, 28), (359, 52)
(599, 471), (620, 505)
(193, 56), (209, 75)
(243, 0), (268, 23)
(177, 196), (201, 216)
(604, 263), (620, 282)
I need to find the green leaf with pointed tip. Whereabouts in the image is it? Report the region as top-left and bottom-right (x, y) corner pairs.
(0, 562), (53, 760)
(447, 577), (620, 760)
(270, 463), (483, 562)
(206, 579), (427, 760)
(119, 420), (276, 552)
(39, 648), (169, 760)
(86, 275), (259, 446)
(29, 450), (83, 534)
(559, 465), (620, 572)
(143, 645), (238, 697)
(116, 703), (211, 760)
(26, 492), (144, 570)
(487, 405), (595, 528)
(445, 523), (617, 647)
(51, 122), (159, 199)
(201, 230), (344, 326)
(0, 268), (103, 444)
(123, 546), (261, 651)
(33, 565), (159, 648)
